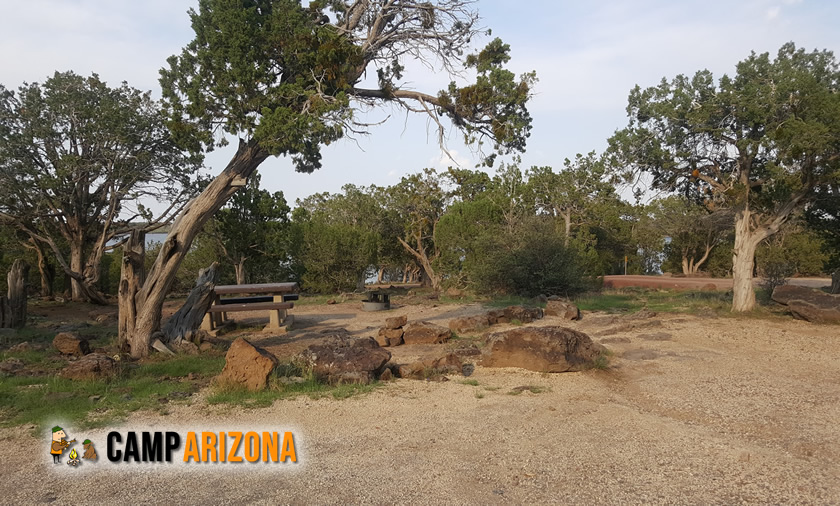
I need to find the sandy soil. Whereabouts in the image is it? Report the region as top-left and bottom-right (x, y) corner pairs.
(2, 300), (839, 504)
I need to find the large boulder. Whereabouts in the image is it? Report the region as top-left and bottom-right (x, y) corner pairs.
(53, 332), (90, 356)
(545, 300), (580, 320)
(448, 314), (490, 334)
(60, 353), (117, 381)
(482, 326), (607, 373)
(402, 321), (452, 344)
(397, 353), (464, 379)
(771, 285), (840, 324)
(384, 315), (408, 329)
(297, 335), (391, 384)
(216, 338), (278, 391)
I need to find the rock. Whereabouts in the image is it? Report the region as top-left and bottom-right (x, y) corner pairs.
(60, 353), (117, 381)
(547, 295), (563, 301)
(9, 341), (32, 352)
(380, 327), (404, 340)
(702, 283), (718, 291)
(216, 338), (278, 391)
(379, 368), (393, 381)
(486, 309), (507, 325)
(545, 300), (580, 320)
(397, 353), (466, 380)
(448, 314), (490, 334)
(0, 358), (25, 374)
(384, 315), (408, 329)
(374, 333), (390, 347)
(388, 333), (403, 347)
(533, 294), (548, 304)
(199, 342), (213, 352)
(482, 326), (607, 373)
(502, 305), (543, 324)
(771, 285), (840, 324)
(402, 321), (452, 344)
(787, 300), (840, 324)
(326, 299), (337, 305)
(53, 332), (90, 356)
(297, 335), (391, 384)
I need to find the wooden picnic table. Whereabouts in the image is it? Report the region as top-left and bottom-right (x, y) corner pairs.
(213, 282), (299, 295)
(203, 282), (300, 331)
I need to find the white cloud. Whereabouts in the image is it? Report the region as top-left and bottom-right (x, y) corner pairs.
(766, 6), (781, 19)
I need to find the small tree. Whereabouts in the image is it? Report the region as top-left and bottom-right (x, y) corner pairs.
(208, 172), (290, 284)
(0, 71), (199, 304)
(610, 43), (840, 311)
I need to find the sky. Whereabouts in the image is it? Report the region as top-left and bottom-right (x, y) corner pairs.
(1, 0), (838, 207)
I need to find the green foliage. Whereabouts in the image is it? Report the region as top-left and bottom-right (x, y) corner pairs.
(208, 171), (292, 283)
(469, 218), (590, 298)
(756, 222), (827, 278)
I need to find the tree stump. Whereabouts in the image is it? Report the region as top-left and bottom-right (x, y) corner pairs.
(6, 259), (29, 328)
(162, 262), (219, 348)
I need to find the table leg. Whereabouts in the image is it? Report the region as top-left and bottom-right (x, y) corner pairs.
(268, 294), (287, 329)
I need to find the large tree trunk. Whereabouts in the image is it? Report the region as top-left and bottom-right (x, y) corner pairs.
(234, 258), (247, 285)
(119, 139), (268, 358)
(69, 242), (85, 302)
(118, 230), (146, 354)
(731, 208), (761, 312)
(7, 259), (29, 328)
(831, 268), (840, 294)
(161, 262), (219, 348)
(562, 210), (571, 248)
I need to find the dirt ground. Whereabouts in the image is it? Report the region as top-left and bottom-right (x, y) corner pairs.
(2, 299), (839, 504)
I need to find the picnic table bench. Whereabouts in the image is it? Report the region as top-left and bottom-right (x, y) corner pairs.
(201, 282), (299, 331)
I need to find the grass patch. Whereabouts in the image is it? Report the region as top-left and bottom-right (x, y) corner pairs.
(483, 386), (501, 391)
(484, 295), (536, 308)
(0, 353), (226, 430)
(460, 379), (480, 386)
(507, 385), (547, 395)
(206, 363), (383, 407)
(474, 392), (485, 399)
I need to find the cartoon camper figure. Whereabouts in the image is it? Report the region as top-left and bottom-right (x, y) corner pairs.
(82, 439), (97, 460)
(50, 426), (76, 464)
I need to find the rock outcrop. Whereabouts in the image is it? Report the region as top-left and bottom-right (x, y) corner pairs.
(216, 337), (278, 391)
(482, 326), (607, 373)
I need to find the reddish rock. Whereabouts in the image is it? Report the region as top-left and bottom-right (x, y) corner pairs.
(402, 321), (452, 344)
(448, 314), (490, 334)
(216, 338), (278, 391)
(486, 309), (507, 325)
(0, 358), (25, 375)
(772, 285), (840, 324)
(60, 353), (117, 381)
(397, 353), (464, 379)
(374, 333), (390, 347)
(297, 336), (391, 384)
(53, 332), (90, 356)
(379, 368), (394, 381)
(545, 300), (580, 320)
(9, 341), (32, 352)
(384, 315), (408, 329)
(502, 305), (543, 323)
(482, 326), (607, 373)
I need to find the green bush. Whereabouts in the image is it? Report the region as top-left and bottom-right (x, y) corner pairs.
(469, 219), (590, 298)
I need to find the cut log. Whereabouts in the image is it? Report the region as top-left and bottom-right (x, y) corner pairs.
(161, 262), (219, 347)
(7, 259), (29, 328)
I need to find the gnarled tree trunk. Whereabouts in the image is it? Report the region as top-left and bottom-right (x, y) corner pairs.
(119, 139), (268, 358)
(7, 259), (29, 328)
(731, 208), (761, 312)
(831, 268), (840, 294)
(162, 262), (219, 348)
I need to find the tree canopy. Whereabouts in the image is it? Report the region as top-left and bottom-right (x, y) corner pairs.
(609, 42), (840, 310)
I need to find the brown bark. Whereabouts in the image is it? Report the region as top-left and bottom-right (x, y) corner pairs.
(26, 237), (54, 297)
(118, 139), (268, 358)
(731, 208), (761, 312)
(161, 262), (219, 347)
(831, 268), (840, 295)
(6, 259), (29, 328)
(234, 258), (247, 285)
(397, 232), (441, 291)
(69, 242), (85, 302)
(118, 230), (146, 354)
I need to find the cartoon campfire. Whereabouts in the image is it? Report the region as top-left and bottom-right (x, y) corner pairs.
(67, 448), (81, 467)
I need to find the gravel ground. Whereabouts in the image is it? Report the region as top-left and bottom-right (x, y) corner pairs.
(2, 303), (839, 505)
